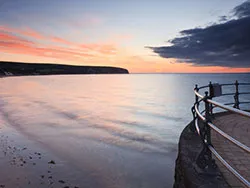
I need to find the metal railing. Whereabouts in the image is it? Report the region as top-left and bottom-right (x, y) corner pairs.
(191, 81), (250, 187)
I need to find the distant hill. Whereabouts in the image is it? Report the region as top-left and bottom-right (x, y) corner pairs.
(0, 61), (129, 76)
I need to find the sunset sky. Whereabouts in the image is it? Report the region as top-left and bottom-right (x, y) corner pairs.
(1, 0), (250, 73)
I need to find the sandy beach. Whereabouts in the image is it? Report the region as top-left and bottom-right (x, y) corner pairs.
(0, 115), (84, 188)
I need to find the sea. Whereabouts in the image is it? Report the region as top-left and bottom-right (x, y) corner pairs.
(0, 73), (249, 188)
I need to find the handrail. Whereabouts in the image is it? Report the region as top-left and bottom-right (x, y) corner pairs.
(240, 101), (250, 104)
(194, 117), (250, 187)
(207, 99), (250, 118)
(209, 146), (250, 187)
(195, 105), (205, 121)
(239, 83), (250, 85)
(192, 81), (250, 188)
(194, 89), (204, 99)
(194, 104), (250, 153)
(240, 92), (250, 95)
(221, 92), (236, 96)
(207, 121), (250, 153)
(197, 85), (209, 90)
(220, 83), (235, 86)
(197, 82), (250, 88)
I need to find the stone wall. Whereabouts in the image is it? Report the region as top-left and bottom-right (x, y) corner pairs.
(173, 121), (229, 188)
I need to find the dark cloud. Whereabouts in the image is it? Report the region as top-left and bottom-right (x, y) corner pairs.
(147, 0), (250, 68)
(233, 0), (250, 18)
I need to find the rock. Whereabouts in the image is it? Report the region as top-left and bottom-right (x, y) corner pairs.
(48, 160), (55, 164)
(58, 180), (65, 184)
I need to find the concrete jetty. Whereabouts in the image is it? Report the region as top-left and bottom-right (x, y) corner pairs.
(212, 112), (250, 188)
(174, 81), (250, 188)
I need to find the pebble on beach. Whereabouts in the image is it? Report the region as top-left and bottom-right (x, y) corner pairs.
(48, 160), (56, 164)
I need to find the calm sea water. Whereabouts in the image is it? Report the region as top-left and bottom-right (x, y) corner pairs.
(0, 73), (249, 188)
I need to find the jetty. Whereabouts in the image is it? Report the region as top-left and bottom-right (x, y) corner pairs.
(174, 81), (250, 188)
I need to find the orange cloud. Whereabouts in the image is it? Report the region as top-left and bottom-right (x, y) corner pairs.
(19, 28), (45, 39)
(0, 32), (92, 59)
(0, 25), (45, 40)
(51, 36), (74, 45)
(0, 32), (33, 45)
(0, 28), (118, 64)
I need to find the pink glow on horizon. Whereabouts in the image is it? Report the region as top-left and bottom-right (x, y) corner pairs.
(0, 24), (250, 73)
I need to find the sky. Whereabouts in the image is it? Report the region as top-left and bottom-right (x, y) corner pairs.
(1, 0), (250, 73)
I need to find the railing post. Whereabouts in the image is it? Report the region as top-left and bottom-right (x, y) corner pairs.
(194, 91), (217, 175)
(195, 84), (199, 107)
(205, 91), (212, 146)
(208, 81), (213, 115)
(234, 80), (240, 109)
(191, 85), (199, 132)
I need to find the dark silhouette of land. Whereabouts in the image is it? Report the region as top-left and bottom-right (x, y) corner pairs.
(0, 61), (129, 76)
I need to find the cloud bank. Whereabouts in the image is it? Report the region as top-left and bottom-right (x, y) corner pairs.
(148, 0), (250, 68)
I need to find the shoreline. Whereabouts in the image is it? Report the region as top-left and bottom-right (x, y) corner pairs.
(0, 114), (84, 188)
(0, 109), (177, 188)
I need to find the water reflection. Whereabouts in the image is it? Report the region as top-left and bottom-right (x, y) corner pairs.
(0, 74), (249, 188)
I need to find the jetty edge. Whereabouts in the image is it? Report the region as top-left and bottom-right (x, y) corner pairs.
(173, 120), (228, 188)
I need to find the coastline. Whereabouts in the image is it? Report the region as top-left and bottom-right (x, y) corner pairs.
(0, 61), (129, 76)
(0, 108), (177, 188)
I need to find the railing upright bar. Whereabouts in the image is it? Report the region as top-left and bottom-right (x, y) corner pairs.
(195, 84), (199, 107)
(208, 81), (213, 115)
(204, 91), (212, 145)
(234, 80), (240, 109)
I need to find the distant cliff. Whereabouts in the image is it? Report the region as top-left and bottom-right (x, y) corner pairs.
(0, 61), (129, 76)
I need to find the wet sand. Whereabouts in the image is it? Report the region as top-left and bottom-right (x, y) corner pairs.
(0, 122), (84, 188)
(0, 116), (177, 188)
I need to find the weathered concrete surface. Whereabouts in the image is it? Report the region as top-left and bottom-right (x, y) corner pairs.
(212, 112), (250, 188)
(173, 121), (229, 188)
